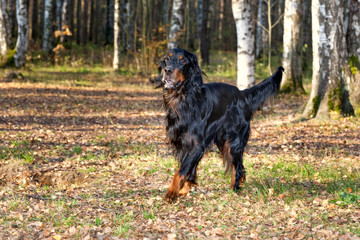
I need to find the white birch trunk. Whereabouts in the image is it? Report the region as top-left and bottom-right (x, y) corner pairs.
(113, 0), (121, 70)
(14, 0), (28, 67)
(0, 0), (8, 56)
(168, 0), (184, 49)
(60, 0), (70, 42)
(281, 0), (304, 90)
(303, 0), (349, 118)
(43, 0), (55, 51)
(282, 0), (292, 86)
(232, 0), (255, 90)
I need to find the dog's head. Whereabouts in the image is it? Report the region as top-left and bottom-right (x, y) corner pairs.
(160, 48), (203, 90)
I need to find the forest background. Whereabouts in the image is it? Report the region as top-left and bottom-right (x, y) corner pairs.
(0, 0), (359, 239)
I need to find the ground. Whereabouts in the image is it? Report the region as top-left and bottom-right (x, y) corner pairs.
(0, 66), (359, 239)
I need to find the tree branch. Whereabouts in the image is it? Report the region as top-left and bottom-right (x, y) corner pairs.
(271, 13), (284, 29)
(255, 20), (269, 33)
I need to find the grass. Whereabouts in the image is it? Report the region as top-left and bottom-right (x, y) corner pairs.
(0, 54), (359, 239)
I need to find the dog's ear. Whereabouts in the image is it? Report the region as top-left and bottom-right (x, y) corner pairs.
(159, 57), (166, 69)
(188, 53), (203, 88)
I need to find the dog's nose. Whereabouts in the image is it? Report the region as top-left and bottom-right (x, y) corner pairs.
(165, 67), (173, 75)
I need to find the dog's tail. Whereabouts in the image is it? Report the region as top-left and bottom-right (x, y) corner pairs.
(242, 66), (284, 113)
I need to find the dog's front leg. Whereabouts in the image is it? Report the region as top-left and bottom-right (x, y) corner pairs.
(164, 148), (204, 202)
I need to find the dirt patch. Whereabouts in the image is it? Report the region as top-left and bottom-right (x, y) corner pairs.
(33, 170), (87, 187)
(0, 161), (30, 185)
(0, 162), (87, 187)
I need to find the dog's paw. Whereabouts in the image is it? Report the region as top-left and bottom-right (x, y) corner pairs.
(164, 189), (179, 203)
(179, 181), (191, 195)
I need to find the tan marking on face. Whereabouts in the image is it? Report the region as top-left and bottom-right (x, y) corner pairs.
(169, 53), (173, 57)
(174, 69), (185, 83)
(179, 55), (183, 60)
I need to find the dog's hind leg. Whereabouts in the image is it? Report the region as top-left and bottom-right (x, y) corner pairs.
(230, 150), (246, 191)
(229, 125), (250, 191)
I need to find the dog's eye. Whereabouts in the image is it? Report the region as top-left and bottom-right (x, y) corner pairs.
(164, 56), (170, 62)
(179, 58), (186, 64)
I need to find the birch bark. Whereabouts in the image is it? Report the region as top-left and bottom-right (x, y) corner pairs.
(0, 0), (8, 56)
(14, 0), (28, 67)
(43, 0), (55, 51)
(281, 0), (304, 92)
(168, 0), (185, 49)
(304, 0), (353, 118)
(232, 0), (255, 90)
(113, 0), (120, 69)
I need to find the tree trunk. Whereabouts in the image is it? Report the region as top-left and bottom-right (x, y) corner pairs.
(222, 0), (236, 51)
(60, 0), (70, 42)
(14, 0), (28, 67)
(281, 0), (305, 92)
(303, 0), (354, 118)
(56, 0), (63, 31)
(0, 0), (8, 56)
(167, 0), (185, 49)
(162, 0), (168, 27)
(232, 0), (255, 90)
(113, 0), (120, 69)
(105, 0), (114, 45)
(187, 0), (196, 50)
(69, 0), (74, 40)
(43, 0), (55, 51)
(76, 0), (81, 44)
(81, 0), (88, 45)
(31, 0), (38, 41)
(346, 0), (360, 114)
(200, 0), (209, 65)
(8, 0), (15, 47)
(255, 0), (266, 58)
(346, 0), (360, 62)
(122, 0), (136, 52)
(94, 0), (100, 44)
(89, 0), (94, 42)
(196, 0), (203, 48)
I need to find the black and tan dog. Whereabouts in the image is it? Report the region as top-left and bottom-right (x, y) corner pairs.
(158, 48), (284, 202)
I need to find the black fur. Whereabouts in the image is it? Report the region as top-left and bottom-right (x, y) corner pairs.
(160, 48), (284, 201)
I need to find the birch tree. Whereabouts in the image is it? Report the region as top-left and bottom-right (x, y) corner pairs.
(281, 0), (305, 92)
(0, 0), (8, 56)
(14, 0), (28, 67)
(60, 0), (71, 42)
(303, 0), (355, 118)
(167, 0), (185, 49)
(346, 0), (360, 114)
(232, 0), (255, 90)
(346, 0), (360, 61)
(113, 0), (120, 69)
(43, 0), (55, 51)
